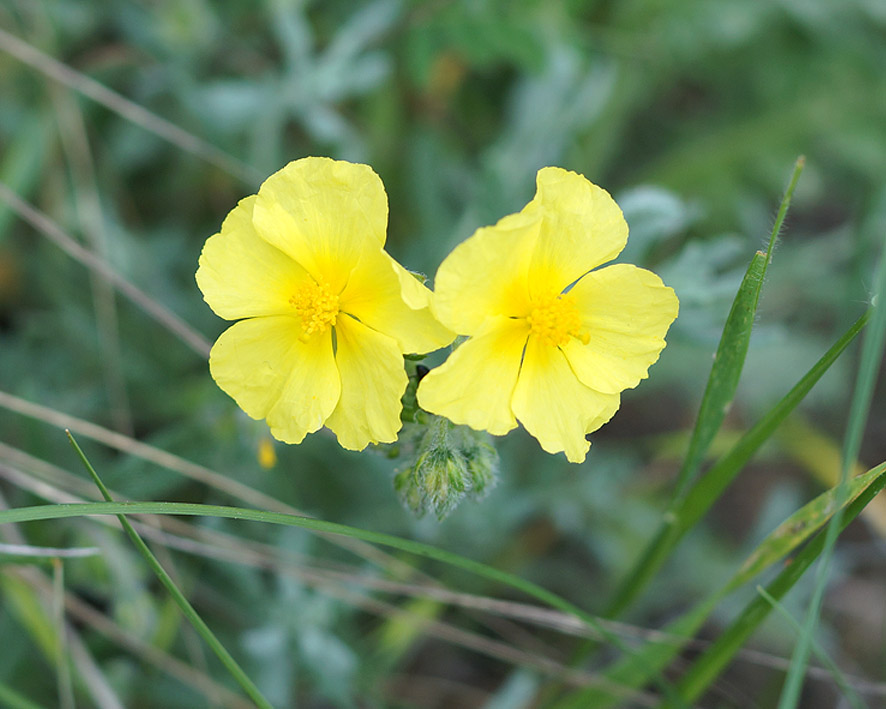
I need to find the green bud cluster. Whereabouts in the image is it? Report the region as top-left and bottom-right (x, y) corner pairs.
(393, 415), (499, 520)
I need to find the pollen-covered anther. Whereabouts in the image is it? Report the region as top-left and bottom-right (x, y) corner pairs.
(526, 293), (589, 347)
(289, 279), (340, 336)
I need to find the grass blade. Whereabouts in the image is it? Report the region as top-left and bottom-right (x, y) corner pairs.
(553, 460), (886, 708)
(0, 112), (53, 242)
(673, 154), (803, 496)
(1, 488), (691, 705)
(1, 487), (688, 702)
(65, 433), (273, 709)
(0, 497), (664, 674)
(0, 496), (642, 632)
(777, 236), (886, 708)
(0, 27), (261, 185)
(0, 682), (44, 709)
(52, 559), (74, 709)
(606, 306), (869, 621)
(606, 158), (805, 619)
(0, 183), (212, 358)
(756, 586), (865, 709)
(2, 301), (865, 709)
(669, 460), (886, 705)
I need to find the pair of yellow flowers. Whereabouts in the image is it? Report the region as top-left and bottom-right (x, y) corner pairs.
(196, 157), (679, 463)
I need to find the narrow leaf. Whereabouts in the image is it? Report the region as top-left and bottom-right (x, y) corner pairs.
(0, 681), (45, 709)
(670, 461), (886, 704)
(66, 433), (273, 709)
(607, 157), (805, 620)
(555, 460), (886, 708)
(607, 306), (869, 621)
(756, 587), (865, 709)
(676, 155), (804, 498)
(778, 232), (886, 708)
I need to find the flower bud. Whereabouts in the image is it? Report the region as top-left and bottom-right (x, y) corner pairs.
(453, 427), (498, 497)
(394, 415), (498, 519)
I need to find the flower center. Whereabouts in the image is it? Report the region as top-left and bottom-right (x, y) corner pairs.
(526, 293), (589, 347)
(289, 280), (339, 336)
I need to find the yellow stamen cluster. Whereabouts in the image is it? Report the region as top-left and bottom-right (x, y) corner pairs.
(290, 279), (340, 336)
(526, 293), (589, 348)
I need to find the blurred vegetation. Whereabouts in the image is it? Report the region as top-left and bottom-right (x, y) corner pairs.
(1, 0), (885, 707)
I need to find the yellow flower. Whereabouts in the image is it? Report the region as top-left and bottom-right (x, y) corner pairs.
(196, 157), (454, 450)
(417, 167), (679, 463)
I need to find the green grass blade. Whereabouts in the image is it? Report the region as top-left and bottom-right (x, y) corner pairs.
(726, 463), (886, 592)
(606, 307), (870, 621)
(552, 603), (717, 709)
(676, 157), (803, 498)
(778, 238), (886, 708)
(0, 494), (669, 687)
(0, 498), (601, 622)
(0, 495), (676, 702)
(670, 461), (886, 705)
(553, 460), (886, 709)
(0, 682), (44, 709)
(52, 559), (74, 709)
(756, 586), (865, 709)
(606, 158), (805, 620)
(605, 250), (763, 619)
(676, 249), (765, 491)
(65, 433), (273, 709)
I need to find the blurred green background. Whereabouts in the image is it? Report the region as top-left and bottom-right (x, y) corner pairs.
(1, 0), (885, 707)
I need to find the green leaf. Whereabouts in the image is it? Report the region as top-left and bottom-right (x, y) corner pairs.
(555, 460), (886, 709)
(66, 433), (273, 709)
(670, 460), (886, 705)
(0, 492), (677, 702)
(605, 158), (805, 620)
(0, 573), (57, 661)
(756, 587), (865, 709)
(0, 681), (45, 709)
(728, 464), (886, 591)
(0, 113), (54, 244)
(777, 225), (886, 709)
(673, 310), (869, 541)
(676, 156), (803, 498)
(0, 497), (627, 643)
(606, 305), (867, 624)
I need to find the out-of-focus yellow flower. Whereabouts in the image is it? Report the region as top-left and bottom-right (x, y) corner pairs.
(257, 437), (277, 469)
(417, 167), (678, 463)
(197, 157), (453, 450)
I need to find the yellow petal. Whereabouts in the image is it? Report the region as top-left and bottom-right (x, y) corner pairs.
(527, 167), (628, 299)
(340, 248), (455, 354)
(417, 316), (529, 435)
(196, 196), (311, 320)
(512, 336), (621, 463)
(324, 315), (408, 450)
(392, 259), (432, 310)
(208, 316), (341, 444)
(251, 157), (388, 292)
(431, 209), (539, 334)
(563, 264), (679, 394)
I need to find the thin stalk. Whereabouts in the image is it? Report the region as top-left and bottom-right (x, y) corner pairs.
(756, 587), (865, 709)
(608, 308), (869, 620)
(52, 559), (75, 709)
(673, 155), (804, 499)
(670, 465), (886, 704)
(606, 158), (806, 622)
(777, 239), (886, 708)
(0, 181), (212, 358)
(0, 682), (44, 709)
(66, 433), (273, 709)
(0, 26), (261, 185)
